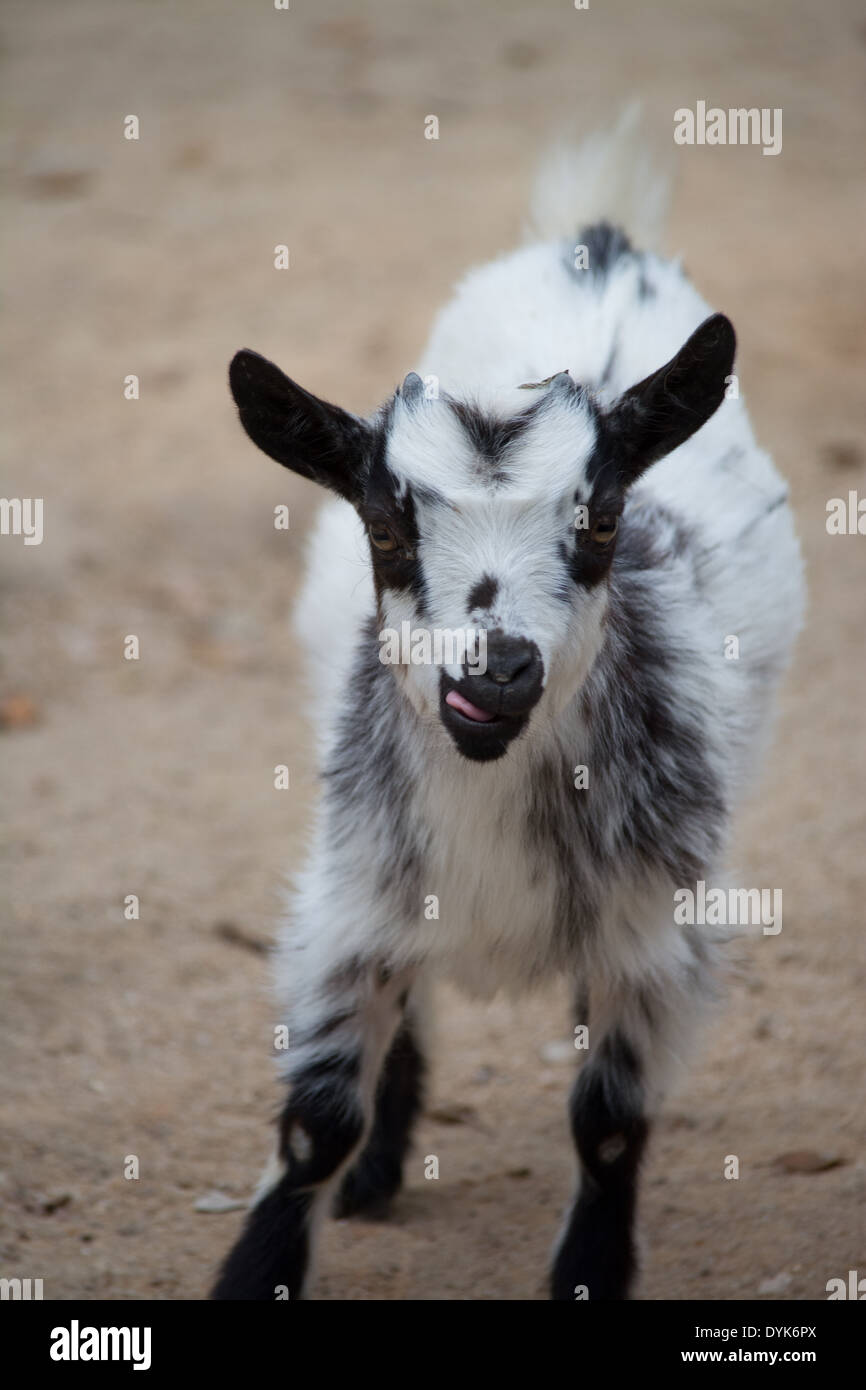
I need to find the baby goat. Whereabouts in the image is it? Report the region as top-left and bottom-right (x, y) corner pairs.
(211, 131), (804, 1300)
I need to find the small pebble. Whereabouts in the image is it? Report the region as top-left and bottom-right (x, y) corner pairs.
(194, 1190), (246, 1214)
(758, 1271), (792, 1295)
(42, 1192), (72, 1215)
(428, 1103), (477, 1125)
(772, 1150), (845, 1174)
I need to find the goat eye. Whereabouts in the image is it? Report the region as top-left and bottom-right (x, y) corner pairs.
(369, 523), (399, 553)
(590, 517), (618, 545)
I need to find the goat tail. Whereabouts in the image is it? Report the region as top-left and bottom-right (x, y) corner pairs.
(524, 102), (672, 252)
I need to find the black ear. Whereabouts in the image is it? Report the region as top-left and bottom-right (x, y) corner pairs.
(228, 349), (371, 503)
(603, 314), (736, 484)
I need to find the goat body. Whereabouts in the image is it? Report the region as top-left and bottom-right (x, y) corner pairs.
(212, 126), (804, 1300)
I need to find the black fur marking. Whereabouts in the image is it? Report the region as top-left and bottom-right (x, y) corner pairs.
(278, 1079), (364, 1190)
(362, 444), (429, 610)
(580, 394), (626, 492)
(447, 399), (537, 484)
(567, 512), (623, 590)
(573, 983), (591, 1029)
(467, 574), (499, 612)
(211, 1181), (313, 1300)
(335, 1020), (426, 1218)
(302, 1007), (357, 1046)
(574, 221), (633, 280)
(289, 1050), (360, 1096)
(565, 442), (624, 592)
(551, 1031), (648, 1300)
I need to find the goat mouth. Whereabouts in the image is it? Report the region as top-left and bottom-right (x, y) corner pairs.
(439, 676), (530, 762)
(444, 690), (500, 724)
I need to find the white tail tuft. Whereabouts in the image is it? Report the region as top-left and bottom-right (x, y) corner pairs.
(525, 103), (672, 252)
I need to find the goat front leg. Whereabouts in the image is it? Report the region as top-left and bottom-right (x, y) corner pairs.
(551, 937), (714, 1300)
(211, 954), (415, 1300)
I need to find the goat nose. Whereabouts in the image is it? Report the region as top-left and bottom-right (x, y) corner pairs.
(477, 634), (544, 715)
(486, 636), (536, 685)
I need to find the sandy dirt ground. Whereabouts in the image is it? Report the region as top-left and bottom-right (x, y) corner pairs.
(1, 0), (864, 1301)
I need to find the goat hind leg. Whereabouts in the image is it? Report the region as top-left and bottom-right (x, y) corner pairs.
(335, 976), (429, 1218)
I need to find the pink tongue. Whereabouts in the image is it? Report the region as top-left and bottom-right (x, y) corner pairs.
(446, 690), (497, 723)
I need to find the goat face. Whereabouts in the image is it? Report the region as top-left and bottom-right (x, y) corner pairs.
(366, 379), (616, 761)
(228, 313), (735, 763)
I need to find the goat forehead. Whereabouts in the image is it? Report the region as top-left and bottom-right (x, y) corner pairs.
(412, 493), (573, 620)
(416, 490), (568, 540)
(384, 390), (599, 498)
